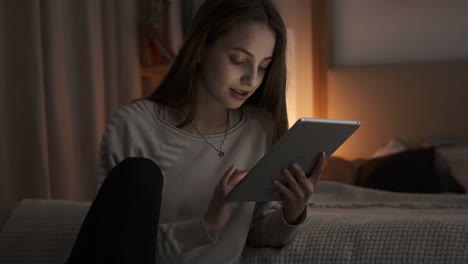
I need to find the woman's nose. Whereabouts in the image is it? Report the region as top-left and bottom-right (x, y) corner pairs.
(241, 68), (259, 87)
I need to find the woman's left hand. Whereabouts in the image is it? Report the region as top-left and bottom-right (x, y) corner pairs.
(273, 152), (326, 225)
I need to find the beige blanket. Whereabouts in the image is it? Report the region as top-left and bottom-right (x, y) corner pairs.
(241, 181), (468, 264)
(0, 199), (88, 264)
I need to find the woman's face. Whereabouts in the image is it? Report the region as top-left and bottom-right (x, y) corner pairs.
(197, 22), (276, 110)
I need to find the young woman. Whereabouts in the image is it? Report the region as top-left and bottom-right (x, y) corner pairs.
(67, 0), (325, 263)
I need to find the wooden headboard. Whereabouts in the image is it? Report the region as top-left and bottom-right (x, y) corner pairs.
(327, 59), (468, 159)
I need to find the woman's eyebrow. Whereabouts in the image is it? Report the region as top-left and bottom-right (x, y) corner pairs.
(231, 47), (272, 61)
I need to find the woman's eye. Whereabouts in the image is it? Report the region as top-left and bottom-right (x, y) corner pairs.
(259, 64), (269, 71)
(230, 57), (245, 64)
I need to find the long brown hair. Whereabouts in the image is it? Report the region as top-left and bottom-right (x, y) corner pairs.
(148, 0), (288, 143)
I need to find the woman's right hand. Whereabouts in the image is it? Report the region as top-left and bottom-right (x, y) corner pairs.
(204, 165), (248, 238)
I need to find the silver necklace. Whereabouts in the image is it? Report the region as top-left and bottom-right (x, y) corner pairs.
(190, 111), (229, 157)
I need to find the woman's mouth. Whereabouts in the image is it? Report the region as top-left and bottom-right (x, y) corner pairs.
(230, 88), (250, 101)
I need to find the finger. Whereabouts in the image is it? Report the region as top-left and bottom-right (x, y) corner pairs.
(221, 165), (236, 186)
(291, 163), (307, 182)
(228, 170), (249, 187)
(273, 180), (296, 201)
(283, 168), (306, 199)
(291, 164), (314, 196)
(309, 179), (318, 193)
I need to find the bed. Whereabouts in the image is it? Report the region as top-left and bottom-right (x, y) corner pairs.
(242, 181), (468, 263)
(0, 178), (467, 263)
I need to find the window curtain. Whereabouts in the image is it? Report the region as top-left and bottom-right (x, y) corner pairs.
(0, 0), (142, 204)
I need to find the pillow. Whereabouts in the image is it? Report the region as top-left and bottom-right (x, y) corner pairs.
(321, 156), (364, 185)
(357, 147), (466, 194)
(422, 136), (468, 148)
(436, 147), (468, 191)
(422, 136), (468, 191)
(371, 138), (407, 158)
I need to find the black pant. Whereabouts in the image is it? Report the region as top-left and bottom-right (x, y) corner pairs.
(67, 157), (163, 264)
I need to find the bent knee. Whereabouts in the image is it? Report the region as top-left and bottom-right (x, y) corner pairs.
(116, 157), (164, 188)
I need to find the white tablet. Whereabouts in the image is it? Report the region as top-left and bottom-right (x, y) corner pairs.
(224, 118), (360, 202)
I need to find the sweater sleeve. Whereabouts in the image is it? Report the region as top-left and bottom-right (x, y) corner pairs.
(96, 104), (216, 259)
(246, 201), (305, 247)
(96, 111), (125, 192)
(157, 218), (216, 259)
(96, 114), (124, 191)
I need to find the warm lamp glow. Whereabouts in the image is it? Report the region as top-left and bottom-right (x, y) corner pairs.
(286, 27), (298, 127)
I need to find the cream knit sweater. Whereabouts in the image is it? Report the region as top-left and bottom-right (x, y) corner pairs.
(96, 99), (302, 264)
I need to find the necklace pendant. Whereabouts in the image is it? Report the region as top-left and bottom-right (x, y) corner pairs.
(218, 151), (224, 157)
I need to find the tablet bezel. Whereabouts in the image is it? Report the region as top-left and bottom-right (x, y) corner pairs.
(224, 118), (360, 202)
